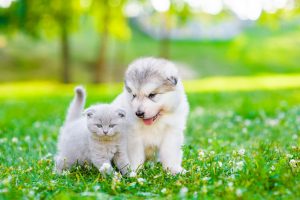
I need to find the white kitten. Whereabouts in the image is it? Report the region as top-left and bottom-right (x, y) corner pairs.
(54, 86), (130, 175)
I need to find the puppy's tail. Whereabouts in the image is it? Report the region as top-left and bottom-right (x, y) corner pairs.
(65, 86), (86, 124)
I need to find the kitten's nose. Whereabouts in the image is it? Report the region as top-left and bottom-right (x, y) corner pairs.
(135, 110), (145, 118)
(103, 130), (108, 135)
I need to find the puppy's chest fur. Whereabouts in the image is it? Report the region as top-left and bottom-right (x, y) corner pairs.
(137, 121), (169, 148)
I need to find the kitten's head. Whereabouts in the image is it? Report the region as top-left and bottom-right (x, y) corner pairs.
(84, 104), (126, 137)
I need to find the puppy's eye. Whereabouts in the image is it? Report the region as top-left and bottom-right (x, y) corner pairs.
(109, 124), (116, 128)
(96, 124), (102, 128)
(148, 93), (156, 99)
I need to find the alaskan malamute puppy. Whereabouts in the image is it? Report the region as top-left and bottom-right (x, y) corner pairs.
(113, 57), (189, 174)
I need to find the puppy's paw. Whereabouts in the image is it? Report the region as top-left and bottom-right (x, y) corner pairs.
(99, 163), (113, 175)
(166, 166), (185, 175)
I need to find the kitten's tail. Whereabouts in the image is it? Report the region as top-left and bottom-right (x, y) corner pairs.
(65, 86), (86, 124)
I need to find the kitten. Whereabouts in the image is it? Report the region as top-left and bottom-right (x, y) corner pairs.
(55, 86), (130, 175)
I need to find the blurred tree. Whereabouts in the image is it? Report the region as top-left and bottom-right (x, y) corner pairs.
(0, 0), (81, 83)
(155, 1), (191, 59)
(90, 0), (130, 83)
(37, 0), (82, 83)
(258, 0), (300, 28)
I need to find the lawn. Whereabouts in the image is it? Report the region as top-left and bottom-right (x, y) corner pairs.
(0, 76), (299, 199)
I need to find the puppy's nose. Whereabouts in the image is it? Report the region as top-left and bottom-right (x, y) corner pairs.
(135, 110), (145, 118)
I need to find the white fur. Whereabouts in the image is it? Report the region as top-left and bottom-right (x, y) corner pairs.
(55, 87), (130, 175)
(113, 57), (189, 174)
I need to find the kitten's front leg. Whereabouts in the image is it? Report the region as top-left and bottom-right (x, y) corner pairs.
(113, 149), (130, 175)
(92, 157), (113, 176)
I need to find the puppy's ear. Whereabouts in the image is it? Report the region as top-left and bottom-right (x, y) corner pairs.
(116, 109), (126, 118)
(84, 108), (95, 119)
(125, 81), (132, 93)
(167, 76), (178, 86)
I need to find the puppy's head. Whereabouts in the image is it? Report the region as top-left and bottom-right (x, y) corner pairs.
(124, 57), (180, 126)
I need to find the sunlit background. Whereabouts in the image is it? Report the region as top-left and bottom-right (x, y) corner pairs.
(0, 0), (299, 83)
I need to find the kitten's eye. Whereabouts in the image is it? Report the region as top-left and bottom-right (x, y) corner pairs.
(109, 124), (116, 128)
(148, 93), (156, 99)
(96, 124), (102, 128)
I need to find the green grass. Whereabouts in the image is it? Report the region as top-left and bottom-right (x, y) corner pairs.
(0, 79), (299, 199)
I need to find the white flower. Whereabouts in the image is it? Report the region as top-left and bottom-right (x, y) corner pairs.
(193, 192), (198, 198)
(286, 154), (293, 158)
(180, 187), (188, 197)
(0, 189), (8, 193)
(198, 150), (205, 160)
(25, 136), (31, 142)
(202, 177), (211, 181)
(93, 185), (100, 191)
(0, 137), (7, 144)
(216, 180), (223, 186)
(62, 170), (70, 176)
(2, 176), (12, 185)
(137, 178), (146, 184)
(193, 107), (205, 116)
(129, 171), (137, 177)
(11, 137), (18, 143)
(236, 161), (244, 171)
(271, 165), (275, 171)
(201, 185), (207, 194)
(209, 151), (215, 156)
(289, 159), (300, 168)
(238, 148), (245, 156)
(161, 188), (167, 193)
(218, 161), (223, 167)
(198, 150), (205, 157)
(266, 118), (279, 127)
(292, 134), (298, 140)
(236, 188), (243, 197)
(227, 182), (234, 191)
(244, 120), (251, 126)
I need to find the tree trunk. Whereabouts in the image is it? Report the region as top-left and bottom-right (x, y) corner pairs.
(61, 24), (70, 83)
(159, 12), (171, 59)
(95, 1), (110, 83)
(95, 30), (108, 83)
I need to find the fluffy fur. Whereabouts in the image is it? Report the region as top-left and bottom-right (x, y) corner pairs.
(113, 57), (189, 174)
(55, 86), (130, 175)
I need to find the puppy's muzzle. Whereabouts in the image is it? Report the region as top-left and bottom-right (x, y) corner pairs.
(135, 110), (145, 118)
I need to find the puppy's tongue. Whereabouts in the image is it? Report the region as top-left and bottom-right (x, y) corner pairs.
(143, 118), (154, 126)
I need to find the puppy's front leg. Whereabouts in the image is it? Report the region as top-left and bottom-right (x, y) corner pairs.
(159, 131), (184, 174)
(127, 137), (145, 171)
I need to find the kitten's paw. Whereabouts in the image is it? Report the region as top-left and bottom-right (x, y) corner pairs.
(99, 163), (113, 175)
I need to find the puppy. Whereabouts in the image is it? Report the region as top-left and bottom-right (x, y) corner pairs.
(113, 57), (189, 174)
(55, 86), (130, 175)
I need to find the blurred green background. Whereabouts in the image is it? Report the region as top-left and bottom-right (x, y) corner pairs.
(0, 0), (299, 83)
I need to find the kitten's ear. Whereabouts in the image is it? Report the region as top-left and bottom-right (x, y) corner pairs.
(116, 109), (126, 118)
(84, 108), (95, 118)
